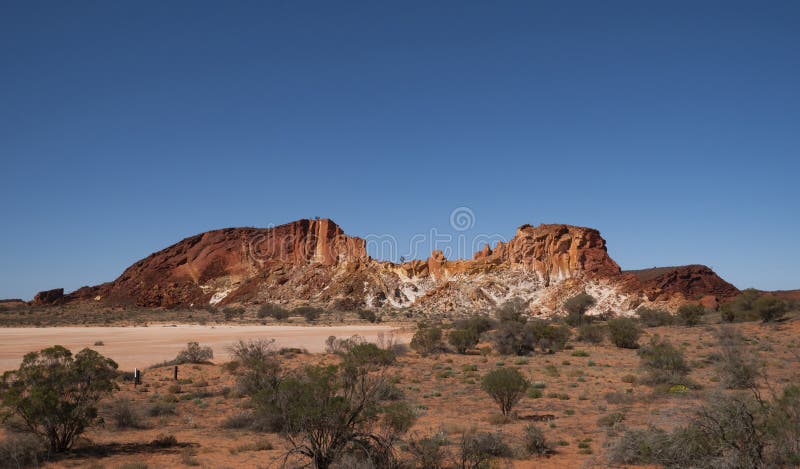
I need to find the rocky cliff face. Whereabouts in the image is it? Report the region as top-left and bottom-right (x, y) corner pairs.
(47, 219), (739, 315)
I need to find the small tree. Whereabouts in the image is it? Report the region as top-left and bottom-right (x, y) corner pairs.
(0, 346), (118, 453)
(495, 297), (528, 323)
(175, 341), (214, 364)
(677, 304), (705, 327)
(481, 368), (529, 416)
(410, 325), (443, 356)
(753, 295), (787, 323)
(608, 318), (642, 349)
(637, 335), (690, 386)
(448, 328), (479, 354)
(563, 293), (596, 326)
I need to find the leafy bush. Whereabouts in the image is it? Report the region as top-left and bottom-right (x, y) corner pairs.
(754, 295), (788, 322)
(222, 306), (245, 321)
(410, 325), (443, 356)
(677, 304), (705, 327)
(108, 397), (146, 429)
(175, 342), (214, 364)
(607, 317), (641, 349)
(526, 320), (571, 352)
(457, 431), (512, 468)
(490, 321), (530, 355)
(228, 339), (280, 396)
(481, 368), (529, 416)
(147, 401), (177, 417)
(495, 297), (529, 323)
(257, 304), (289, 320)
(563, 293), (596, 326)
(636, 307), (674, 327)
(719, 289), (763, 322)
(448, 328), (479, 354)
(454, 316), (494, 335)
(716, 326), (761, 389)
(0, 346), (118, 452)
(405, 432), (449, 469)
(491, 319), (569, 355)
(576, 323), (605, 343)
(637, 336), (690, 386)
(356, 309), (377, 323)
(523, 425), (552, 455)
(295, 306), (322, 322)
(251, 359), (415, 468)
(0, 432), (42, 468)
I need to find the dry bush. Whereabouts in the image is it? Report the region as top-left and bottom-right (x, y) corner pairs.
(716, 326), (762, 389)
(107, 397), (147, 429)
(523, 424), (553, 456)
(637, 335), (690, 387)
(607, 317), (641, 349)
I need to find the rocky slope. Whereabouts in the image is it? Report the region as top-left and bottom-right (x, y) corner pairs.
(45, 219), (740, 316)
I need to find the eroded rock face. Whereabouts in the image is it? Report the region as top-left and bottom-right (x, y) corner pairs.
(33, 288), (64, 305)
(624, 265), (739, 302)
(52, 219), (737, 315)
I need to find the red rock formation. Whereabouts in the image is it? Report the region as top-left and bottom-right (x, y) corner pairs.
(32, 288), (64, 305)
(47, 219), (740, 312)
(624, 265), (739, 303)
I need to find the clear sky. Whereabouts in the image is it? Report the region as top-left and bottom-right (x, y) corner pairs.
(1, 1), (799, 300)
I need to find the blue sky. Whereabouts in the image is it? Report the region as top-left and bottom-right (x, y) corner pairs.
(1, 1), (798, 300)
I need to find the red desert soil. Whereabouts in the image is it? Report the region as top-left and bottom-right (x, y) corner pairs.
(4, 318), (797, 468)
(0, 324), (410, 372)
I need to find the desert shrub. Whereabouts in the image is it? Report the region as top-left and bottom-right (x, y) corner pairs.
(754, 295), (788, 322)
(251, 360), (415, 469)
(175, 342), (214, 364)
(716, 326), (761, 389)
(677, 304), (705, 327)
(490, 321), (530, 355)
(108, 397), (146, 429)
(637, 336), (690, 386)
(719, 289), (762, 322)
(523, 425), (553, 455)
(0, 346), (118, 453)
(293, 306), (322, 322)
(221, 412), (255, 429)
(636, 307), (674, 327)
(406, 432), (449, 469)
(527, 320), (571, 352)
(563, 293), (596, 326)
(257, 304), (289, 320)
(147, 401), (177, 417)
(481, 368), (529, 416)
(457, 431), (512, 469)
(447, 328), (479, 354)
(454, 316), (494, 335)
(228, 339), (280, 396)
(576, 323), (605, 343)
(0, 433), (43, 468)
(410, 324), (443, 356)
(495, 297), (528, 323)
(356, 309), (378, 323)
(341, 342), (396, 369)
(222, 306), (245, 321)
(607, 317), (641, 349)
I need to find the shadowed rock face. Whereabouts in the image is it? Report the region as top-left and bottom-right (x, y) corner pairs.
(624, 265), (740, 302)
(46, 218), (738, 314)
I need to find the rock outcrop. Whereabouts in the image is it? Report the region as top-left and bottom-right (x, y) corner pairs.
(49, 219), (740, 315)
(32, 288), (64, 305)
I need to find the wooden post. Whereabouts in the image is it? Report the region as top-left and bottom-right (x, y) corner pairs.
(134, 368), (140, 386)
(173, 365), (178, 381)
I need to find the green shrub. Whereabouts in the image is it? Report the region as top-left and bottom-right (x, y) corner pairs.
(481, 367), (529, 416)
(457, 431), (512, 467)
(677, 304), (705, 327)
(0, 346), (118, 453)
(356, 309), (377, 323)
(257, 304), (289, 320)
(719, 289), (762, 322)
(523, 425), (552, 455)
(410, 325), (443, 356)
(495, 297), (528, 323)
(563, 293), (597, 326)
(716, 326), (761, 389)
(608, 318), (641, 349)
(108, 397), (146, 429)
(636, 307), (674, 327)
(175, 341), (214, 364)
(754, 295), (788, 322)
(294, 306), (322, 322)
(576, 323), (605, 344)
(448, 328), (479, 354)
(638, 336), (690, 386)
